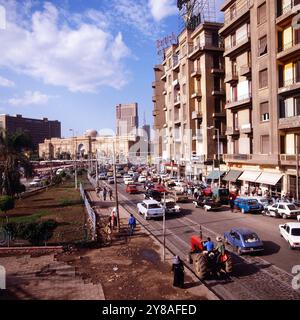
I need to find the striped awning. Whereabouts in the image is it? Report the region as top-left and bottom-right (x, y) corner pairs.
(256, 172), (283, 186)
(238, 171), (261, 182)
(223, 170), (243, 182)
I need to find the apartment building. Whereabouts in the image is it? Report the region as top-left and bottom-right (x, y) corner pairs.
(116, 103), (139, 137)
(155, 22), (226, 178)
(220, 0), (300, 197)
(0, 113), (61, 149)
(152, 65), (166, 159)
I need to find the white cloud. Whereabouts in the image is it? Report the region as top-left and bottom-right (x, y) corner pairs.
(8, 91), (54, 106)
(0, 75), (15, 87)
(149, 0), (178, 21)
(0, 1), (131, 92)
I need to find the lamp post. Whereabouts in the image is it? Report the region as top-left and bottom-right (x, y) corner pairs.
(208, 126), (221, 188)
(69, 129), (78, 189)
(112, 138), (120, 232)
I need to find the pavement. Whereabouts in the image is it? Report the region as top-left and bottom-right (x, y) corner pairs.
(0, 253), (105, 300)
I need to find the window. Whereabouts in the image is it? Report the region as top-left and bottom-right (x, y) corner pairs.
(261, 135), (270, 154)
(258, 3), (266, 24)
(231, 33), (236, 47)
(259, 69), (268, 88)
(215, 98), (221, 113)
(182, 83), (186, 95)
(181, 64), (186, 75)
(280, 96), (300, 118)
(232, 59), (237, 76)
(258, 35), (267, 56)
(230, 4), (236, 20)
(260, 102), (269, 121)
(233, 112), (239, 130)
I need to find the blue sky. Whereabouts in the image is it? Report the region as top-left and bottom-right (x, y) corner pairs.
(0, 0), (224, 137)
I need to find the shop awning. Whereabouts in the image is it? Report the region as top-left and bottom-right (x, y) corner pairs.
(206, 170), (226, 180)
(223, 170), (243, 182)
(238, 171), (261, 182)
(256, 172), (283, 186)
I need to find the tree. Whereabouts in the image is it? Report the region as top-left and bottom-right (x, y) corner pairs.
(0, 129), (33, 196)
(0, 195), (15, 223)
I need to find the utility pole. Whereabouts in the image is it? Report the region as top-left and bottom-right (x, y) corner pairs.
(217, 128), (221, 189)
(69, 129), (78, 189)
(113, 139), (120, 232)
(296, 134), (299, 201)
(163, 192), (166, 262)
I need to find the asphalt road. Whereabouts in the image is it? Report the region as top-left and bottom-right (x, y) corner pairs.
(102, 179), (300, 300)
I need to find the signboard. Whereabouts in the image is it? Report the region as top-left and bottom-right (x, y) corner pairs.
(156, 32), (177, 58)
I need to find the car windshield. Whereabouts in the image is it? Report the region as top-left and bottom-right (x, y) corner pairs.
(148, 204), (161, 209)
(291, 228), (300, 236)
(287, 204), (297, 210)
(247, 200), (258, 205)
(243, 233), (260, 243)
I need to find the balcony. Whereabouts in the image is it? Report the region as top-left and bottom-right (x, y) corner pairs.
(225, 127), (240, 136)
(220, 0), (251, 35)
(212, 111), (226, 118)
(276, 1), (300, 26)
(280, 154), (300, 166)
(278, 115), (300, 129)
(172, 55), (180, 72)
(212, 88), (225, 96)
(240, 64), (251, 77)
(240, 123), (252, 134)
(174, 96), (181, 107)
(191, 68), (201, 78)
(192, 133), (203, 141)
(188, 41), (224, 60)
(277, 41), (300, 62)
(211, 67), (225, 74)
(225, 94), (252, 109)
(161, 73), (167, 81)
(152, 81), (156, 88)
(278, 78), (300, 95)
(191, 90), (202, 100)
(213, 133), (227, 140)
(224, 72), (238, 83)
(173, 79), (180, 89)
(224, 154), (253, 162)
(224, 34), (251, 58)
(192, 111), (203, 120)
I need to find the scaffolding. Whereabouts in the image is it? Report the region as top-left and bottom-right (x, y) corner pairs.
(178, 0), (216, 32)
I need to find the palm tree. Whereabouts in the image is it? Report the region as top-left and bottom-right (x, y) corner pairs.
(0, 129), (33, 196)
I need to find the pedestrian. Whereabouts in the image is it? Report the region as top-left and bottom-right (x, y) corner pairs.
(103, 187), (107, 201)
(257, 187), (262, 196)
(229, 195), (235, 212)
(215, 236), (225, 263)
(128, 214), (136, 236)
(172, 255), (184, 288)
(108, 188), (113, 201)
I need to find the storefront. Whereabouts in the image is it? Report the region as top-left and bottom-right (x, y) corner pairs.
(206, 170), (226, 187)
(287, 175), (300, 199)
(223, 170), (243, 192)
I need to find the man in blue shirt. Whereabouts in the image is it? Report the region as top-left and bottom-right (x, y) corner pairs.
(203, 237), (214, 252)
(128, 214), (136, 236)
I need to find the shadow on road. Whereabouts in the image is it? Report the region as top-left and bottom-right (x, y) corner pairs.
(259, 240), (281, 256)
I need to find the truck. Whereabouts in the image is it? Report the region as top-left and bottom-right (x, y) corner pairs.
(137, 200), (165, 220)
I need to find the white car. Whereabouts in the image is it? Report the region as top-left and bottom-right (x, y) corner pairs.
(29, 179), (41, 187)
(137, 199), (165, 220)
(124, 178), (135, 185)
(98, 173), (107, 180)
(108, 177), (115, 184)
(267, 202), (300, 219)
(162, 198), (181, 214)
(138, 175), (147, 183)
(279, 222), (300, 249)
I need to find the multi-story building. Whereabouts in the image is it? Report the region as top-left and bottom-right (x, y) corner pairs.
(220, 0), (300, 197)
(116, 103), (138, 137)
(152, 65), (166, 160)
(154, 22), (226, 178)
(0, 114), (61, 149)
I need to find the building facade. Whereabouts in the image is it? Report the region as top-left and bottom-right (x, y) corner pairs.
(220, 0), (300, 197)
(0, 114), (61, 149)
(116, 103), (139, 137)
(153, 22), (226, 178)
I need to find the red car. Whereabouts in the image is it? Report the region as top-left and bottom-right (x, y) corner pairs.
(126, 184), (138, 194)
(153, 184), (167, 193)
(202, 187), (212, 197)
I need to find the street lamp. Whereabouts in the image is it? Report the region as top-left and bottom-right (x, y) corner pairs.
(69, 129), (78, 189)
(208, 126), (221, 188)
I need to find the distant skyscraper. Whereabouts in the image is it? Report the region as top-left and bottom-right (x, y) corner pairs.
(116, 103), (138, 137)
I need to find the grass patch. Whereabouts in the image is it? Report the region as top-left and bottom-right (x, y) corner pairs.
(3, 210), (51, 224)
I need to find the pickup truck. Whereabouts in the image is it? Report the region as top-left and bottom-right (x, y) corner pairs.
(137, 200), (165, 220)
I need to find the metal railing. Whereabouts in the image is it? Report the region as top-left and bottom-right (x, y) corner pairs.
(226, 93), (252, 104)
(225, 32), (250, 51)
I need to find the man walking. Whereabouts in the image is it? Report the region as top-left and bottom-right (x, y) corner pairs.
(103, 187), (107, 201)
(128, 214), (136, 236)
(108, 188), (113, 201)
(172, 255), (184, 288)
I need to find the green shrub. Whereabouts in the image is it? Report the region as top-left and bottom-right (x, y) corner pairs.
(51, 175), (62, 185)
(0, 195), (15, 213)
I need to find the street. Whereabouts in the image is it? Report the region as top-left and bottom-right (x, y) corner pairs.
(104, 179), (300, 300)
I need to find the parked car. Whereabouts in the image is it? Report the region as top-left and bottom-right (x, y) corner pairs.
(266, 202), (300, 219)
(144, 181), (155, 190)
(153, 184), (167, 193)
(212, 187), (229, 204)
(137, 200), (165, 220)
(108, 177), (115, 184)
(279, 222), (300, 249)
(224, 228), (264, 255)
(144, 189), (162, 201)
(193, 197), (221, 211)
(162, 198), (181, 214)
(251, 196), (273, 210)
(234, 197), (263, 214)
(29, 178), (41, 187)
(202, 186), (212, 197)
(124, 178), (135, 185)
(116, 172), (123, 178)
(126, 184), (138, 194)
